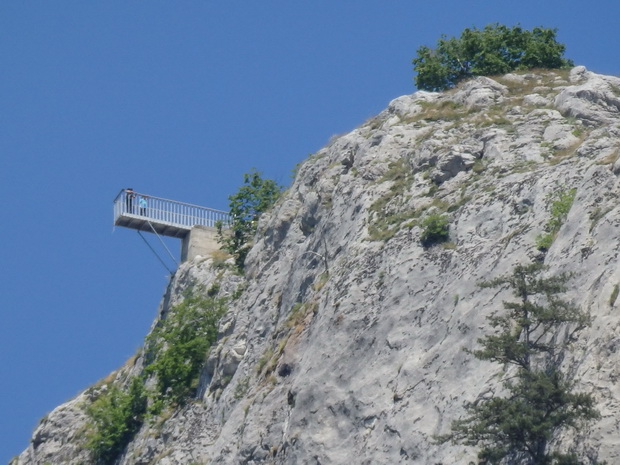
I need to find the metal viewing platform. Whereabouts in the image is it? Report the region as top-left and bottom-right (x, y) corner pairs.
(113, 189), (231, 238)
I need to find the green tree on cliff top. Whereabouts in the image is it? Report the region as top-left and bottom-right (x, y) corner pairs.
(413, 24), (573, 91)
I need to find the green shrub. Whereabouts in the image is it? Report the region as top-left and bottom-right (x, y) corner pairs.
(536, 188), (576, 251)
(413, 24), (573, 91)
(547, 188), (577, 232)
(145, 294), (227, 408)
(85, 290), (228, 462)
(535, 232), (554, 251)
(85, 378), (147, 464)
(420, 213), (450, 247)
(233, 376), (250, 399)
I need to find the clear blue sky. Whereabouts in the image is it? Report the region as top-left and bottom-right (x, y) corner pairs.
(1, 1), (618, 462)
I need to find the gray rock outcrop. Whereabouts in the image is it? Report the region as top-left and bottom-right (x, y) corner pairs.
(14, 67), (620, 465)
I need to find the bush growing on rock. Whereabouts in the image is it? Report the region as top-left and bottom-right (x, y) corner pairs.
(145, 293), (227, 408)
(84, 290), (228, 463)
(85, 378), (147, 464)
(536, 188), (577, 252)
(413, 24), (573, 91)
(420, 213), (450, 247)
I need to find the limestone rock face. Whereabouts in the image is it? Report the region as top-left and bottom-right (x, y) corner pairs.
(452, 75), (508, 108)
(555, 66), (620, 124)
(14, 68), (620, 465)
(16, 394), (91, 465)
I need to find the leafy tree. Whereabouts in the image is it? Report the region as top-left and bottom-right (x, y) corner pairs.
(218, 169), (282, 271)
(413, 24), (573, 91)
(440, 262), (601, 464)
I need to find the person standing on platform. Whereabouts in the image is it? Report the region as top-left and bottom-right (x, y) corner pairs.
(139, 195), (147, 216)
(125, 188), (136, 213)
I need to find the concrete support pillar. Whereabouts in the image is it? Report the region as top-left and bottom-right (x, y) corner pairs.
(181, 226), (221, 262)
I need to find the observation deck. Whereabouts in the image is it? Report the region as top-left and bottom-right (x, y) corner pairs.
(113, 189), (230, 238)
(114, 189), (231, 263)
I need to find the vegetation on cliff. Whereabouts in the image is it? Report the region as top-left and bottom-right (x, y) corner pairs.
(85, 378), (147, 464)
(440, 263), (601, 464)
(18, 61), (620, 465)
(536, 188), (577, 252)
(144, 291), (227, 409)
(413, 24), (573, 91)
(84, 290), (227, 464)
(217, 169), (282, 271)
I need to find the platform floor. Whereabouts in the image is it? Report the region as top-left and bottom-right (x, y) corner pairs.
(114, 213), (191, 238)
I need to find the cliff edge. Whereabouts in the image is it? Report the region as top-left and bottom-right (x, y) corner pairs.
(14, 66), (620, 465)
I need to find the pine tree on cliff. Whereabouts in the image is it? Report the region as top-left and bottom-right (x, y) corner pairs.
(439, 262), (602, 465)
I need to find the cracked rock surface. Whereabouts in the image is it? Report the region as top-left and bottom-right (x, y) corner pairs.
(14, 67), (620, 465)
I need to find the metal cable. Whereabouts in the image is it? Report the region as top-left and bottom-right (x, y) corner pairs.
(146, 221), (179, 268)
(137, 230), (174, 275)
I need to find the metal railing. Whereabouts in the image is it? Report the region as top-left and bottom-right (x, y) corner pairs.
(113, 189), (231, 230)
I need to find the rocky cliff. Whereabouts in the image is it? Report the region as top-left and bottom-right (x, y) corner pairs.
(14, 66), (620, 465)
